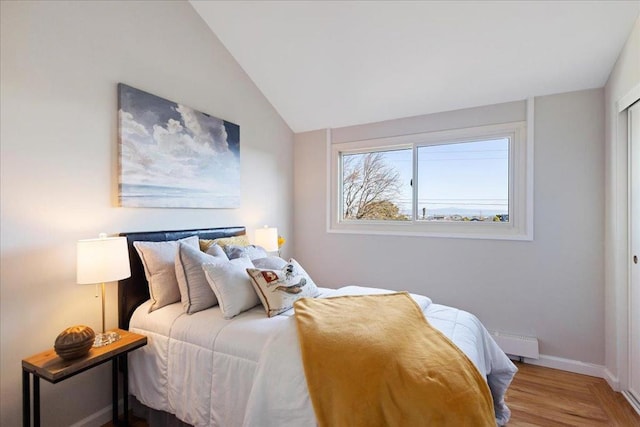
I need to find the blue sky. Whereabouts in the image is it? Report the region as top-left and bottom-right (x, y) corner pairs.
(374, 138), (509, 217)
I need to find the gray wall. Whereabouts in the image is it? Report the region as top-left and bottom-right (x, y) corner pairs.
(294, 89), (605, 365)
(0, 1), (293, 425)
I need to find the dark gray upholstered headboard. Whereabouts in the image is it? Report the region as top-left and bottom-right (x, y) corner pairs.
(118, 226), (246, 330)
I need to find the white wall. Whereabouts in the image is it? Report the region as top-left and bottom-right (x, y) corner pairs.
(604, 15), (640, 389)
(294, 89), (605, 366)
(0, 1), (293, 425)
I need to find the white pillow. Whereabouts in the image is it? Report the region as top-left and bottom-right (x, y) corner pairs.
(252, 256), (288, 270)
(202, 257), (259, 319)
(205, 243), (228, 258)
(246, 258), (320, 317)
(133, 236), (199, 312)
(175, 243), (228, 314)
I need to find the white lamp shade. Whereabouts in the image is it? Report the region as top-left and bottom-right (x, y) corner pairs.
(77, 236), (131, 284)
(254, 227), (279, 252)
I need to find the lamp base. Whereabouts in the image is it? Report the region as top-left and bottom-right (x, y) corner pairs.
(93, 331), (120, 348)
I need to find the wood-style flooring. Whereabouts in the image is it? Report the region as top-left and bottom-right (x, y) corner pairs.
(506, 362), (639, 426)
(104, 362), (640, 427)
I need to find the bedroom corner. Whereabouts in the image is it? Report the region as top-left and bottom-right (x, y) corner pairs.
(0, 1), (294, 425)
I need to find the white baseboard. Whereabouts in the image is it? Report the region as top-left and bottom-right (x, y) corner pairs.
(522, 354), (605, 378)
(69, 398), (123, 427)
(604, 368), (621, 391)
(622, 391), (640, 416)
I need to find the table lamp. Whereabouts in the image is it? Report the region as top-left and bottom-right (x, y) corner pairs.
(77, 233), (131, 347)
(255, 226), (279, 253)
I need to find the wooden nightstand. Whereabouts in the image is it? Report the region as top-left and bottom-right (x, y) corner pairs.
(22, 329), (147, 427)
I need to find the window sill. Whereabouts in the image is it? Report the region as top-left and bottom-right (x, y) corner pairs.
(328, 221), (533, 241)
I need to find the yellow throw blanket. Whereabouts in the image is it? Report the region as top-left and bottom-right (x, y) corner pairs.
(293, 293), (495, 427)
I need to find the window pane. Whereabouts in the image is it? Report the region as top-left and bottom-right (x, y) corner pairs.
(417, 139), (509, 222)
(341, 148), (412, 221)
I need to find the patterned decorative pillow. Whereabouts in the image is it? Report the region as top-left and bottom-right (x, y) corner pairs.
(225, 244), (268, 260)
(246, 259), (320, 317)
(133, 236), (199, 312)
(202, 257), (259, 319)
(199, 235), (250, 252)
(174, 243), (228, 314)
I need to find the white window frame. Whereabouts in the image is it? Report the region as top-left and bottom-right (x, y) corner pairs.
(328, 119), (533, 241)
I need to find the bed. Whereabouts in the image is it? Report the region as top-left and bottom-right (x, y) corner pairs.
(119, 227), (517, 427)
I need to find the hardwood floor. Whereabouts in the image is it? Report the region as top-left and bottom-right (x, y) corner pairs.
(102, 413), (147, 427)
(104, 362), (640, 427)
(506, 362), (640, 426)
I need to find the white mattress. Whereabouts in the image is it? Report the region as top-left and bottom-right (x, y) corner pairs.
(128, 286), (517, 426)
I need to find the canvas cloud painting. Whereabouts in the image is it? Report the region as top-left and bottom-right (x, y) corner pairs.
(118, 83), (240, 208)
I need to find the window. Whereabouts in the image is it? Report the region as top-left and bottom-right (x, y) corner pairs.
(417, 138), (509, 222)
(329, 121), (532, 240)
(342, 148), (412, 221)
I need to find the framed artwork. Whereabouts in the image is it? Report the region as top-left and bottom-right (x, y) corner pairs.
(117, 83), (240, 208)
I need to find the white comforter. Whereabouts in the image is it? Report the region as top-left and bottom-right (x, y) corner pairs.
(129, 286), (517, 426)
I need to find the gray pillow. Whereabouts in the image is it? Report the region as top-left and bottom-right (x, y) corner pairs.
(133, 236), (199, 312)
(224, 244), (268, 260)
(175, 243), (228, 314)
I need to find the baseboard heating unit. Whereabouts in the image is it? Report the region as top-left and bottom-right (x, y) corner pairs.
(491, 331), (539, 359)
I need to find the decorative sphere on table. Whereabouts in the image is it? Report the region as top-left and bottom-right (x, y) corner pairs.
(54, 325), (95, 360)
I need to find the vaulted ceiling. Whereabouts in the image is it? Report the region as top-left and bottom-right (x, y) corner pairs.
(190, 1), (639, 132)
